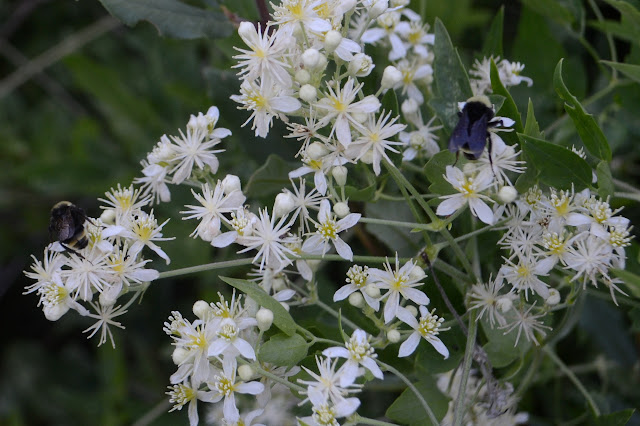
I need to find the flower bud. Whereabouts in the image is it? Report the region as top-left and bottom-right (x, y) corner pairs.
(280, 301), (291, 312)
(401, 98), (419, 115)
(193, 300), (211, 319)
(272, 276), (287, 292)
(302, 48), (322, 69)
(404, 305), (418, 317)
(222, 174), (242, 194)
(546, 289), (561, 305)
(238, 364), (255, 382)
(496, 297), (513, 313)
(238, 365), (254, 381)
(172, 347), (190, 365)
(347, 53), (375, 77)
(387, 329), (401, 343)
(348, 292), (365, 308)
(295, 69), (311, 84)
(324, 30), (343, 53)
(364, 284), (381, 298)
(237, 21), (254, 40)
(351, 112), (368, 124)
(256, 308), (274, 331)
(369, 0), (389, 19)
(360, 149), (374, 164)
(498, 186), (518, 204)
(333, 202), (350, 218)
(408, 265), (426, 281)
(244, 296), (259, 316)
(274, 192), (296, 218)
(299, 84), (317, 103)
(381, 65), (402, 90)
(307, 141), (329, 160)
(100, 208), (116, 225)
(332, 165), (348, 187)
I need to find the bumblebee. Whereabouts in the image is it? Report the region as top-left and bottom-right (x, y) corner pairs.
(448, 95), (498, 161)
(49, 201), (89, 254)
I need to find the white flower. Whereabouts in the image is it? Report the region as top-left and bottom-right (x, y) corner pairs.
(361, 12), (406, 61)
(474, 134), (525, 186)
(394, 59), (433, 104)
(368, 256), (430, 323)
(37, 277), (89, 321)
(83, 301), (128, 348)
(299, 398), (361, 426)
(271, 0), (333, 35)
(122, 210), (173, 264)
(208, 357), (265, 421)
(436, 166), (495, 225)
(134, 161), (171, 204)
(167, 379), (215, 426)
(99, 184), (152, 226)
(345, 111), (405, 175)
(468, 276), (516, 327)
(302, 199), (361, 261)
(564, 234), (615, 289)
(499, 59), (533, 87)
(233, 23), (293, 87)
(396, 20), (434, 58)
(166, 313), (217, 385)
(237, 208), (298, 271)
(207, 317), (258, 360)
(298, 356), (361, 406)
(399, 115), (442, 161)
(314, 77), (381, 147)
(231, 78), (301, 138)
(24, 248), (66, 294)
(322, 329), (384, 386)
(333, 264), (380, 310)
(102, 243), (159, 305)
(181, 181), (247, 242)
(169, 126), (225, 184)
(62, 249), (112, 301)
(499, 252), (554, 300)
(186, 106), (232, 139)
(500, 303), (550, 346)
(397, 305), (449, 358)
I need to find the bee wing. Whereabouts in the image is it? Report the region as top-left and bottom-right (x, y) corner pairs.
(448, 111), (471, 153)
(464, 113), (490, 160)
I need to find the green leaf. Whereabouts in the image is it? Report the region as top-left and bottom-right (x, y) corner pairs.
(381, 88), (400, 118)
(99, 0), (232, 39)
(553, 59), (612, 162)
(258, 333), (308, 367)
(520, 0), (575, 25)
(245, 154), (292, 199)
(524, 98), (543, 139)
(596, 161), (614, 199)
(482, 6), (504, 58)
(430, 18), (473, 133)
(601, 60), (640, 83)
(594, 409), (636, 426)
(424, 150), (457, 195)
(490, 59), (523, 145)
(344, 183), (376, 202)
(480, 315), (530, 368)
(519, 134), (593, 190)
(514, 165), (540, 193)
(386, 378), (449, 425)
(220, 276), (297, 336)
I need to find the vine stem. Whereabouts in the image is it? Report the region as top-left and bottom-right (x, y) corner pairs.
(359, 216), (436, 230)
(453, 310), (478, 426)
(542, 346), (601, 417)
(157, 258), (254, 279)
(376, 359), (440, 426)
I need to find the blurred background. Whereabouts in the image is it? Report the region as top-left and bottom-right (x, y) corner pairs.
(1, 0), (639, 424)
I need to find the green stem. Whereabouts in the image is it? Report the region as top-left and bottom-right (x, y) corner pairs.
(543, 346), (600, 417)
(453, 310), (478, 426)
(359, 216), (438, 231)
(612, 177), (640, 194)
(586, 0), (617, 79)
(614, 192), (640, 203)
(350, 416), (400, 426)
(377, 360), (440, 426)
(249, 361), (307, 393)
(157, 258), (254, 279)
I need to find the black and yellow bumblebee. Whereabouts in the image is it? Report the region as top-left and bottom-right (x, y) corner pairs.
(49, 201), (89, 255)
(448, 95), (498, 161)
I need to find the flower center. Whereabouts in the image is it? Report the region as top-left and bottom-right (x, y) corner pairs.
(317, 217), (338, 240)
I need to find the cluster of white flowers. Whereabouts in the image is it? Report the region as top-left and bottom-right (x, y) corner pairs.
(24, 184), (171, 347)
(469, 185), (632, 346)
(469, 55), (533, 96)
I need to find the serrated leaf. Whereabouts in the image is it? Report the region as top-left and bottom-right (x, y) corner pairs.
(594, 409), (636, 426)
(490, 59), (523, 145)
(424, 150), (456, 195)
(258, 333), (308, 367)
(482, 7), (504, 58)
(601, 60), (640, 83)
(220, 276), (297, 336)
(519, 134), (592, 190)
(245, 154), (292, 199)
(553, 59), (612, 162)
(99, 0), (232, 39)
(596, 161), (614, 199)
(524, 98), (543, 138)
(386, 378), (449, 425)
(430, 18), (473, 133)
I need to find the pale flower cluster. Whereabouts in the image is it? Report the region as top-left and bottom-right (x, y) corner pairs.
(24, 185), (170, 347)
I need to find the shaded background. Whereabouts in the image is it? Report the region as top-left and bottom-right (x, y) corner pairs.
(1, 0), (639, 424)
